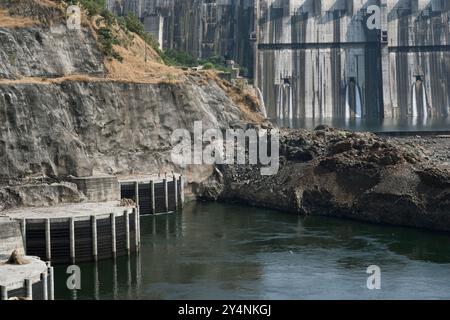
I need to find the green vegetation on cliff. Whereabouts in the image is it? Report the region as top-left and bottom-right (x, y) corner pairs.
(68, 0), (106, 16)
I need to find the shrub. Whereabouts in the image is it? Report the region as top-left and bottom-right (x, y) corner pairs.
(71, 0), (106, 16)
(163, 49), (197, 67)
(202, 62), (214, 70)
(97, 27), (122, 61)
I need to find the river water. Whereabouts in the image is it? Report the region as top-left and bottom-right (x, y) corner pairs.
(54, 202), (450, 300)
(275, 116), (450, 133)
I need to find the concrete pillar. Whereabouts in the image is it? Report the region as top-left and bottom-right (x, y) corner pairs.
(125, 210), (130, 254)
(136, 208), (141, 247)
(69, 218), (75, 264)
(134, 181), (140, 211)
(47, 264), (54, 300)
(91, 216), (98, 261)
(45, 218), (51, 261)
(41, 272), (48, 300)
(150, 180), (155, 214)
(164, 178), (168, 212)
(1, 285), (7, 300)
(21, 219), (27, 254)
(93, 262), (99, 300)
(113, 260), (118, 300)
(25, 278), (32, 300)
(179, 175), (185, 208)
(111, 213), (116, 258)
(133, 208), (139, 250)
(174, 176), (178, 209)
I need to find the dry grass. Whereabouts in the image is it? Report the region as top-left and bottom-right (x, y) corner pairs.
(1, 0), (64, 26)
(105, 31), (185, 83)
(203, 71), (265, 123)
(0, 75), (98, 85)
(86, 15), (185, 84)
(0, 9), (38, 28)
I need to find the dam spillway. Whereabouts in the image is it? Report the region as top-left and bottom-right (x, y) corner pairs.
(256, 0), (450, 120)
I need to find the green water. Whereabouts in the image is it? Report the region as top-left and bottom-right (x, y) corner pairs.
(54, 202), (450, 299)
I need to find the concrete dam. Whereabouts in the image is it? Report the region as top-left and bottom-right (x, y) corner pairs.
(256, 0), (450, 120)
(109, 0), (450, 121)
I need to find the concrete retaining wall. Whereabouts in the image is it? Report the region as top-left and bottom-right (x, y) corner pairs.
(20, 210), (140, 264)
(0, 218), (24, 258)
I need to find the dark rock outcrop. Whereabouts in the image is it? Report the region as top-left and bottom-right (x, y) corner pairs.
(201, 128), (450, 232)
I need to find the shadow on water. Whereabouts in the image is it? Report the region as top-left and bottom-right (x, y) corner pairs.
(54, 202), (450, 300)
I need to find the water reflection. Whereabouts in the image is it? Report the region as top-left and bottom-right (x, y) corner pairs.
(276, 116), (450, 132)
(54, 202), (450, 300)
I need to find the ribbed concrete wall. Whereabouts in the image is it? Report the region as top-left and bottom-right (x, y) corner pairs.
(108, 0), (255, 74)
(385, 0), (450, 117)
(257, 0), (450, 119)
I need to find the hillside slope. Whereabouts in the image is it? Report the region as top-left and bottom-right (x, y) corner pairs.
(0, 0), (265, 210)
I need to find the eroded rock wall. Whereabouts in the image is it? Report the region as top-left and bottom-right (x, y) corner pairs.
(0, 25), (105, 79)
(0, 21), (258, 211)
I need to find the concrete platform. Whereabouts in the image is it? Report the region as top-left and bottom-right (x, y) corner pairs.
(0, 255), (52, 300)
(0, 256), (47, 291)
(118, 173), (181, 184)
(1, 201), (133, 221)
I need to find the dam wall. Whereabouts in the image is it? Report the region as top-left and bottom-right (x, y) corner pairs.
(108, 0), (255, 75)
(257, 0), (450, 120)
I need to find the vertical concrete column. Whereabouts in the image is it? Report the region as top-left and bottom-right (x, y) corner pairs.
(41, 271), (48, 300)
(380, 3), (391, 117)
(69, 218), (75, 264)
(134, 181), (140, 213)
(125, 210), (130, 254)
(1, 286), (7, 300)
(45, 218), (51, 261)
(164, 178), (168, 212)
(91, 216), (98, 261)
(150, 180), (155, 214)
(179, 175), (185, 208)
(174, 176), (178, 209)
(111, 213), (116, 258)
(133, 208), (139, 251)
(25, 278), (32, 300)
(47, 263), (54, 301)
(21, 219), (27, 254)
(136, 208), (141, 247)
(93, 262), (99, 300)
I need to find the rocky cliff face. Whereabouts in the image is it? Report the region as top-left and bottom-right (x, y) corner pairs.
(0, 5), (262, 211)
(0, 78), (243, 180)
(0, 25), (105, 79)
(201, 126), (450, 232)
